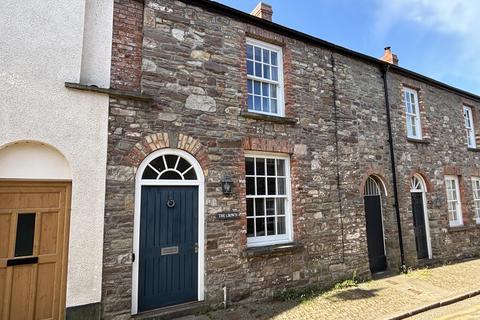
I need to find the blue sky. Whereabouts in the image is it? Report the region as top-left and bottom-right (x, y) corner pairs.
(215, 0), (480, 95)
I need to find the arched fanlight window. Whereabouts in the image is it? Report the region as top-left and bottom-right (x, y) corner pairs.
(364, 176), (381, 196)
(141, 154), (197, 180)
(411, 175), (425, 192)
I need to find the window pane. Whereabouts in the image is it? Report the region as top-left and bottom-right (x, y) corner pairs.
(272, 66), (278, 81)
(266, 198), (275, 215)
(247, 219), (254, 237)
(262, 83), (270, 97)
(165, 155), (177, 168)
(263, 65), (270, 79)
(263, 49), (270, 63)
(15, 213), (36, 257)
(246, 157), (255, 175)
(256, 177), (266, 195)
(271, 51), (278, 65)
(278, 178), (286, 195)
(255, 62), (262, 77)
(254, 47), (261, 61)
(255, 198), (265, 216)
(247, 198), (254, 217)
(256, 158), (265, 175)
(247, 79), (253, 94)
(246, 177), (255, 195)
(276, 198), (285, 215)
(159, 171), (182, 180)
(277, 159), (285, 176)
(267, 159), (275, 176)
(247, 60), (254, 75)
(247, 95), (253, 110)
(247, 45), (253, 60)
(271, 84), (277, 98)
(271, 99), (277, 114)
(177, 157), (191, 172)
(277, 216), (286, 235)
(149, 157), (166, 172)
(263, 98), (270, 112)
(183, 168), (197, 180)
(254, 81), (261, 95)
(254, 96), (261, 111)
(267, 177), (276, 195)
(256, 218), (265, 236)
(142, 166), (158, 179)
(267, 217), (276, 235)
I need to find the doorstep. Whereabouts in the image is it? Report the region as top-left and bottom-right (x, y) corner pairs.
(133, 301), (209, 320)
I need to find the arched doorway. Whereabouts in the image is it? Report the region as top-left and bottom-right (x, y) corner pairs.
(132, 149), (204, 314)
(363, 176), (387, 273)
(410, 174), (431, 259)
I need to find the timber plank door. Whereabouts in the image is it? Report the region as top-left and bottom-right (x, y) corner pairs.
(138, 186), (198, 312)
(0, 181), (71, 320)
(411, 193), (429, 259)
(363, 177), (387, 273)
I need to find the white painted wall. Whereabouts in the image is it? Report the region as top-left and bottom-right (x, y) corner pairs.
(0, 0), (113, 308)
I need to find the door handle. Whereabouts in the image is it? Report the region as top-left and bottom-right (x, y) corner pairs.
(7, 257), (38, 266)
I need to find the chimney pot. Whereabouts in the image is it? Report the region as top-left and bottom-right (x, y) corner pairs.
(251, 2), (273, 21)
(381, 46), (399, 65)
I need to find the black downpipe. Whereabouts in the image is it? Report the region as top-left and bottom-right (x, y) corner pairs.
(381, 64), (406, 271)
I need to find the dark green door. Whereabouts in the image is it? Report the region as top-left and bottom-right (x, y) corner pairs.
(364, 195), (387, 273)
(411, 192), (429, 259)
(138, 186), (198, 312)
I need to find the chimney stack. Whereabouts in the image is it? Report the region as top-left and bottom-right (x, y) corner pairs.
(251, 2), (273, 21)
(381, 47), (399, 65)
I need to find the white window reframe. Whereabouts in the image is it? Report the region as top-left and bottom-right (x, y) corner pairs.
(403, 87), (423, 139)
(463, 105), (476, 149)
(444, 175), (463, 227)
(471, 177), (480, 224)
(246, 37), (285, 117)
(244, 151), (293, 247)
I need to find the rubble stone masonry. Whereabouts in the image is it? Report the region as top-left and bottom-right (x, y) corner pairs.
(102, 0), (480, 318)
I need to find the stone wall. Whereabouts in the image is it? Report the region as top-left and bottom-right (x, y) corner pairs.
(102, 0), (480, 318)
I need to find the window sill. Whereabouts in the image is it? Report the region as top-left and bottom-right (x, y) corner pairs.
(467, 147), (480, 152)
(240, 111), (298, 125)
(407, 137), (430, 145)
(447, 225), (475, 233)
(243, 242), (303, 258)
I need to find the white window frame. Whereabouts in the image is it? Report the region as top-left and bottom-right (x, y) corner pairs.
(246, 37), (285, 117)
(403, 88), (422, 139)
(472, 177), (480, 224)
(463, 105), (476, 148)
(245, 151), (293, 247)
(445, 175), (463, 227)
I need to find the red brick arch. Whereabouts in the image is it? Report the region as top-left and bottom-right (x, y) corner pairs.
(126, 132), (209, 175)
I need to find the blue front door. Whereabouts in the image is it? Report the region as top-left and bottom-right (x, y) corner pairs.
(138, 186), (198, 312)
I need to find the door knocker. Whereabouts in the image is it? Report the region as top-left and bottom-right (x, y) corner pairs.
(167, 199), (176, 208)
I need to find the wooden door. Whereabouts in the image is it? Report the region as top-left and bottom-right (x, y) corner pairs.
(411, 192), (429, 259)
(0, 181), (71, 320)
(364, 195), (387, 273)
(138, 186), (198, 312)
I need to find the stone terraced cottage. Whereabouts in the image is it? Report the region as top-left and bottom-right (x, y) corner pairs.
(100, 0), (480, 318)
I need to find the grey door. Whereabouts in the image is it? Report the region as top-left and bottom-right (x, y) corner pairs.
(364, 195), (387, 273)
(138, 186), (198, 312)
(411, 192), (429, 259)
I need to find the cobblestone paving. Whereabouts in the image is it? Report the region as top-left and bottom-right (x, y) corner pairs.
(186, 259), (480, 320)
(409, 295), (480, 320)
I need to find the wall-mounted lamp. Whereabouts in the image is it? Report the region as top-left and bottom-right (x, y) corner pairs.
(221, 175), (234, 195)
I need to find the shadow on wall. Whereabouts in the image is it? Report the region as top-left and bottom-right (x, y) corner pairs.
(0, 140), (71, 180)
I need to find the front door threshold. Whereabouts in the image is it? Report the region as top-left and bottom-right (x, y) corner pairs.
(134, 301), (208, 319)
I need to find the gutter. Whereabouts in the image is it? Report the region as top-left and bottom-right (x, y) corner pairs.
(180, 0), (480, 102)
(381, 65), (406, 270)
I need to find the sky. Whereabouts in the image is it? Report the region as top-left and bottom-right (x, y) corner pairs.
(214, 0), (480, 95)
